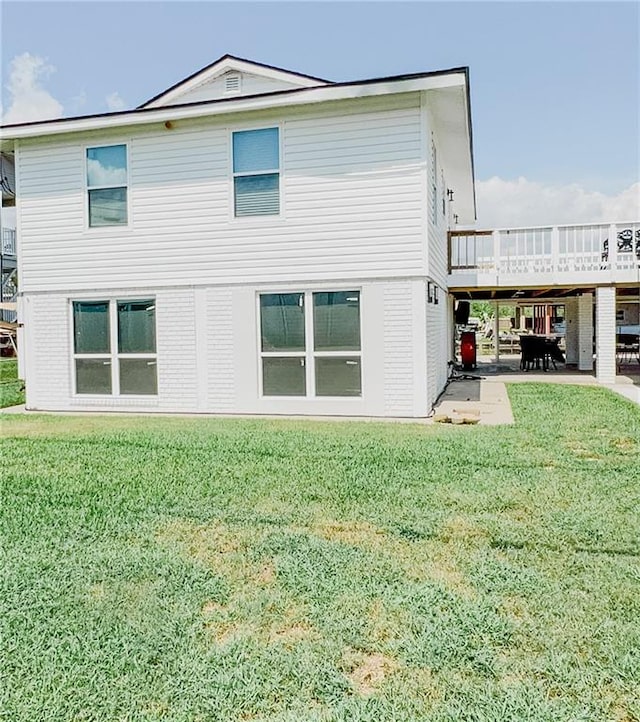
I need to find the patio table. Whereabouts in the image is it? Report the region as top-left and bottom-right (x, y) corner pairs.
(519, 334), (564, 371)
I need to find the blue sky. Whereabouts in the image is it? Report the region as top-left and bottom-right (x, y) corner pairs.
(1, 1), (639, 225)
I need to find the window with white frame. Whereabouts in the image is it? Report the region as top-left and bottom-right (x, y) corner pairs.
(86, 144), (128, 227)
(232, 127), (280, 217)
(72, 299), (157, 395)
(259, 291), (361, 397)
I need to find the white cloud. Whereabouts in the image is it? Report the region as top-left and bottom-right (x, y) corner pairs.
(105, 92), (126, 112)
(2, 52), (63, 124)
(87, 158), (126, 186)
(476, 177), (640, 229)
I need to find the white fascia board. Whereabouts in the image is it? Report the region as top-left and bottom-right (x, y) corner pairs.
(229, 58), (327, 87)
(144, 57), (327, 109)
(0, 72), (467, 142)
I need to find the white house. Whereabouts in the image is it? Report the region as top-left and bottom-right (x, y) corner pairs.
(0, 55), (474, 417)
(0, 55), (637, 417)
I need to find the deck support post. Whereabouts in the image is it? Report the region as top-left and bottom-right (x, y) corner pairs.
(577, 293), (593, 371)
(494, 301), (500, 365)
(596, 286), (616, 384)
(564, 297), (578, 365)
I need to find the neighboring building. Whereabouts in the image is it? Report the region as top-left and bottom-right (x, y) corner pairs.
(0, 151), (17, 325)
(0, 55), (637, 416)
(0, 55), (474, 416)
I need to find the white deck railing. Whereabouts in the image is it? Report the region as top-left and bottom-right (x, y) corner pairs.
(1, 227), (16, 257)
(449, 222), (640, 284)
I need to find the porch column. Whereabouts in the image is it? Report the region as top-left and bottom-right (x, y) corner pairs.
(596, 286), (616, 384)
(577, 292), (593, 371)
(564, 297), (578, 365)
(494, 301), (500, 364)
(448, 294), (455, 363)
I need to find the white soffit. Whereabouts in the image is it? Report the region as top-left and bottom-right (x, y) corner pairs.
(429, 85), (476, 223)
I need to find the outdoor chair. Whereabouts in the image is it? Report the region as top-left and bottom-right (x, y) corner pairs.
(543, 337), (565, 370)
(616, 334), (640, 369)
(519, 335), (545, 371)
(519, 335), (564, 372)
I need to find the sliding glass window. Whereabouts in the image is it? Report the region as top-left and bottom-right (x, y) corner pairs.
(259, 290), (361, 398)
(72, 299), (157, 395)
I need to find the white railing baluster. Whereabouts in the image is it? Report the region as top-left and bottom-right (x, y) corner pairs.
(609, 223), (618, 271)
(551, 226), (559, 272)
(493, 230), (500, 274)
(1, 228), (17, 256)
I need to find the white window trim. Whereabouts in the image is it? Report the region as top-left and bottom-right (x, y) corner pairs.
(257, 288), (363, 400)
(84, 142), (130, 231)
(229, 124), (284, 222)
(70, 297), (157, 398)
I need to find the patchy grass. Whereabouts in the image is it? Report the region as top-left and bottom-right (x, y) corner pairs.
(0, 357), (24, 408)
(1, 384), (639, 721)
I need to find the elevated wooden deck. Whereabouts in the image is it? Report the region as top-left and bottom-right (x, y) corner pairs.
(448, 222), (640, 297)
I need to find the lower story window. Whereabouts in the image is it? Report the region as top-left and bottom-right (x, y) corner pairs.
(72, 299), (157, 395)
(259, 290), (361, 397)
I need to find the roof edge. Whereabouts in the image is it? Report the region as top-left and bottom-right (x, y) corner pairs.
(0, 66), (470, 134)
(463, 67), (477, 222)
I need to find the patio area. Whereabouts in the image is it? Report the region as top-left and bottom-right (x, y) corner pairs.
(475, 351), (640, 379)
(434, 361), (639, 426)
(478, 353), (640, 404)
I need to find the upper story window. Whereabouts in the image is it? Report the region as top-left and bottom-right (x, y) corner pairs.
(86, 144), (128, 227)
(232, 128), (279, 217)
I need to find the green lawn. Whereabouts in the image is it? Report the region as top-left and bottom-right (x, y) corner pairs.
(0, 357), (24, 408)
(1, 384), (639, 722)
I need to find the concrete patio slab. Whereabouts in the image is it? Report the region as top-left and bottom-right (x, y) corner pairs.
(433, 379), (514, 425)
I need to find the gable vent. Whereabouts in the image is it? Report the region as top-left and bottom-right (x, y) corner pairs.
(224, 73), (241, 95)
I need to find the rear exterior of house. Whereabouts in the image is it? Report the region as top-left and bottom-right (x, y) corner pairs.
(0, 56), (475, 417)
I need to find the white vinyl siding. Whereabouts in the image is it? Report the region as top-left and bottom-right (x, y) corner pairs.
(426, 123), (449, 289)
(383, 282), (416, 415)
(17, 95), (425, 293)
(426, 280), (449, 408)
